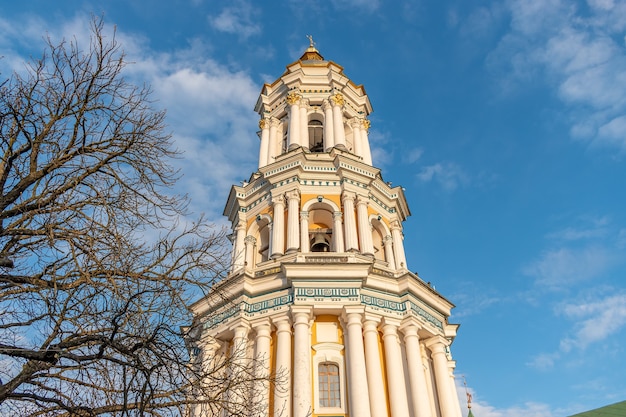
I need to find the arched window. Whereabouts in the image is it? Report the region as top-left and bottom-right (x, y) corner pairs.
(309, 119), (324, 152)
(318, 362), (341, 408)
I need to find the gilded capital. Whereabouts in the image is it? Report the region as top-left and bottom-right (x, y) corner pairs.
(362, 119), (371, 130)
(330, 93), (345, 106)
(259, 119), (268, 129)
(286, 92), (301, 105)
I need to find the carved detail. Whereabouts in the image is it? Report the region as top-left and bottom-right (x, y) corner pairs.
(330, 93), (345, 106)
(286, 92), (301, 105)
(362, 119), (371, 130)
(259, 119), (268, 129)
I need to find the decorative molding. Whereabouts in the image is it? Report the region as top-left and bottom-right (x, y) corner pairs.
(408, 300), (444, 330)
(361, 294), (406, 313)
(304, 256), (348, 263)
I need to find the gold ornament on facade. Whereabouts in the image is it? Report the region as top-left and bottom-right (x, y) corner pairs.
(286, 92), (301, 105)
(362, 119), (371, 130)
(330, 93), (345, 106)
(259, 119), (267, 129)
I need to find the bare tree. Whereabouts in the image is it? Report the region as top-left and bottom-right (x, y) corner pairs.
(0, 18), (265, 416)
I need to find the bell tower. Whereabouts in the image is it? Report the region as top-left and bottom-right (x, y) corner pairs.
(190, 41), (463, 417)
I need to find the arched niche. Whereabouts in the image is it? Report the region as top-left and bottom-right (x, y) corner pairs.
(302, 197), (341, 252)
(249, 213), (272, 265)
(370, 215), (391, 263)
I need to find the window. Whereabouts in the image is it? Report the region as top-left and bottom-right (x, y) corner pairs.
(318, 362), (341, 408)
(308, 119), (324, 152)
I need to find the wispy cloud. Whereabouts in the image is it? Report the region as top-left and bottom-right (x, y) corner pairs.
(487, 0), (626, 150)
(456, 379), (560, 417)
(330, 0), (380, 14)
(208, 0), (261, 39)
(523, 246), (616, 289)
(557, 292), (626, 351)
(417, 162), (469, 191)
(2, 14), (260, 224)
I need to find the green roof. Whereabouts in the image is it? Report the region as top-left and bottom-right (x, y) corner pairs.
(569, 400), (626, 417)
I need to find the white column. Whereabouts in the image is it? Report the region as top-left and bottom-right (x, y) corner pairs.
(330, 93), (346, 149)
(342, 192), (359, 252)
(426, 337), (456, 417)
(292, 308), (312, 417)
(230, 324), (251, 415)
(322, 100), (335, 151)
(356, 195), (375, 256)
(287, 93), (301, 150)
(254, 321), (272, 417)
(195, 337), (223, 417)
(361, 119), (373, 165)
(299, 99), (309, 149)
(382, 321), (410, 417)
(259, 118), (270, 168)
(401, 324), (433, 417)
(363, 317), (387, 417)
(273, 317), (292, 417)
(350, 118), (363, 158)
(286, 190), (300, 253)
(448, 361), (463, 417)
(332, 211), (345, 252)
(271, 195), (285, 259)
(232, 221), (246, 272)
(300, 211), (310, 253)
(383, 235), (396, 269)
(343, 308), (372, 417)
(268, 117), (280, 162)
(391, 221), (407, 270)
(244, 235), (256, 269)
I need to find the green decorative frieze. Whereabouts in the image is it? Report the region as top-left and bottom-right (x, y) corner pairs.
(361, 294), (407, 312)
(409, 300), (443, 330)
(305, 256), (348, 263)
(247, 294), (293, 314)
(296, 287), (358, 298)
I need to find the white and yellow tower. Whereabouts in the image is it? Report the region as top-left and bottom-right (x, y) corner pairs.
(190, 41), (463, 417)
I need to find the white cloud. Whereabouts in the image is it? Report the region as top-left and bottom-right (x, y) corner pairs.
(557, 292), (626, 350)
(402, 148), (424, 164)
(330, 0), (380, 13)
(487, 0), (626, 149)
(417, 162), (469, 191)
(456, 379), (560, 417)
(523, 246), (616, 288)
(208, 1), (261, 39)
(545, 216), (610, 241)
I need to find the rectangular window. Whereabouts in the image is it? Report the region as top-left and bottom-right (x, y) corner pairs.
(319, 362), (341, 408)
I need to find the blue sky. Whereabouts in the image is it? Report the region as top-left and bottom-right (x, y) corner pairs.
(2, 1), (626, 416)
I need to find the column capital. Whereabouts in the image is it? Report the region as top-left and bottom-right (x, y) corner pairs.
(383, 234), (393, 244)
(342, 190), (357, 202)
(424, 335), (450, 351)
(362, 119), (371, 130)
(330, 93), (345, 106)
(271, 194), (285, 206)
(286, 188), (300, 201)
(272, 314), (292, 328)
(300, 210), (309, 220)
(349, 118), (362, 128)
(291, 306), (313, 323)
(333, 210), (343, 220)
(244, 235), (257, 244)
(228, 319), (251, 334)
(269, 116), (281, 127)
(322, 99), (333, 112)
(259, 118), (269, 130)
(287, 92), (301, 105)
(356, 194), (370, 206)
(342, 305), (365, 323)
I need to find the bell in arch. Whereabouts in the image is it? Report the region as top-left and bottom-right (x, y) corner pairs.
(310, 232), (330, 252)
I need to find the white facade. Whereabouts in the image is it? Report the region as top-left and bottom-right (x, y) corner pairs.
(190, 43), (462, 417)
